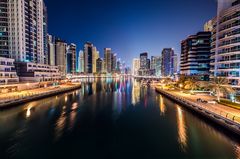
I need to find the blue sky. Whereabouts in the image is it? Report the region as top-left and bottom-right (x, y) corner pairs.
(45, 0), (217, 66)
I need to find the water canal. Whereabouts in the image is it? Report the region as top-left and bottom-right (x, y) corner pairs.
(0, 78), (239, 159)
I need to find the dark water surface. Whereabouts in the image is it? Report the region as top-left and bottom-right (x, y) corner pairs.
(0, 78), (239, 159)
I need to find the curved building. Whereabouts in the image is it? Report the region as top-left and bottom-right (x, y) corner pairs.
(181, 32), (211, 77)
(210, 0), (240, 85)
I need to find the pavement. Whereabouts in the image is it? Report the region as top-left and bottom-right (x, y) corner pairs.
(157, 88), (240, 123)
(0, 84), (80, 102)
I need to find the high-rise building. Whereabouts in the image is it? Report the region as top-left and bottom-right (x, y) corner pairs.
(78, 50), (84, 73)
(84, 42), (94, 73)
(92, 46), (99, 73)
(47, 34), (56, 66)
(116, 58), (121, 74)
(55, 38), (67, 77)
(8, 0), (47, 64)
(155, 56), (162, 77)
(151, 56), (157, 70)
(173, 54), (178, 74)
(151, 56), (161, 76)
(181, 32), (211, 76)
(96, 58), (104, 73)
(104, 48), (112, 73)
(111, 53), (117, 73)
(132, 58), (140, 76)
(43, 2), (48, 64)
(147, 59), (151, 70)
(209, 0), (240, 85)
(66, 44), (76, 74)
(140, 52), (148, 69)
(161, 48), (174, 77)
(0, 0), (9, 58)
(139, 52), (149, 76)
(121, 61), (126, 74)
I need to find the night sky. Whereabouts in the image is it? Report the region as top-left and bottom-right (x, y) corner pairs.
(45, 0), (217, 66)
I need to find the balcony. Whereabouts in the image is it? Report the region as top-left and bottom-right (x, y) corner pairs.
(219, 38), (240, 47)
(220, 12), (240, 25)
(219, 21), (240, 32)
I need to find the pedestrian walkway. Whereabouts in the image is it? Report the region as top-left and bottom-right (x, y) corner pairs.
(0, 83), (80, 104)
(156, 87), (240, 124)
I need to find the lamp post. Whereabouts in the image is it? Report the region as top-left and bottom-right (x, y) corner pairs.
(179, 84), (183, 93)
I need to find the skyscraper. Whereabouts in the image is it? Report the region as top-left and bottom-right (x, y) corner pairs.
(132, 58), (140, 76)
(66, 43), (76, 74)
(47, 34), (56, 66)
(84, 42), (94, 73)
(92, 46), (99, 73)
(8, 0), (47, 64)
(151, 56), (161, 76)
(0, 0), (9, 58)
(173, 54), (178, 74)
(155, 56), (162, 77)
(140, 52), (148, 69)
(161, 48), (174, 77)
(151, 56), (157, 70)
(180, 32), (211, 76)
(78, 50), (84, 73)
(111, 53), (117, 73)
(139, 52), (149, 76)
(116, 58), (121, 74)
(147, 59), (151, 70)
(96, 58), (104, 73)
(55, 38), (67, 77)
(43, 2), (48, 64)
(209, 0), (240, 85)
(104, 48), (112, 73)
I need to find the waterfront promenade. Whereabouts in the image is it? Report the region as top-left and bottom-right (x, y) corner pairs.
(155, 87), (240, 135)
(0, 83), (81, 109)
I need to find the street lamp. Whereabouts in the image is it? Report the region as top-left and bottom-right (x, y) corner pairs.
(179, 84), (183, 92)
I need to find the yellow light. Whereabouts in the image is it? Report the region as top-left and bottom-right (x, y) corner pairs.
(179, 84), (183, 88)
(26, 107), (31, 118)
(177, 106), (187, 151)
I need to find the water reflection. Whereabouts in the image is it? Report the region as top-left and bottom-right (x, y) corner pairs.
(235, 144), (240, 159)
(65, 96), (68, 102)
(176, 105), (188, 152)
(159, 95), (166, 115)
(54, 106), (67, 140)
(26, 107), (31, 118)
(0, 78), (240, 159)
(69, 106), (77, 131)
(132, 79), (140, 105)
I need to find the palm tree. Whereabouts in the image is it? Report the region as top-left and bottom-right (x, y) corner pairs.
(184, 76), (199, 91)
(202, 77), (235, 102)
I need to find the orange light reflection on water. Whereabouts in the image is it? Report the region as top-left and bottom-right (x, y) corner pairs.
(177, 106), (187, 152)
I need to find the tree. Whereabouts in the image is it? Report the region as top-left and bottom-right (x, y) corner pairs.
(202, 77), (235, 102)
(184, 76), (199, 91)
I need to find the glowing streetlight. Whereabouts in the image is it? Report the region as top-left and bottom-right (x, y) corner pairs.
(179, 84), (183, 88)
(179, 84), (183, 92)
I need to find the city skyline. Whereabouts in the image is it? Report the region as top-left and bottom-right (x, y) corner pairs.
(45, 0), (217, 66)
(1, 1), (240, 159)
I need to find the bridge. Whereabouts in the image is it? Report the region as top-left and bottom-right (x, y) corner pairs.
(67, 74), (172, 81)
(132, 75), (171, 80)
